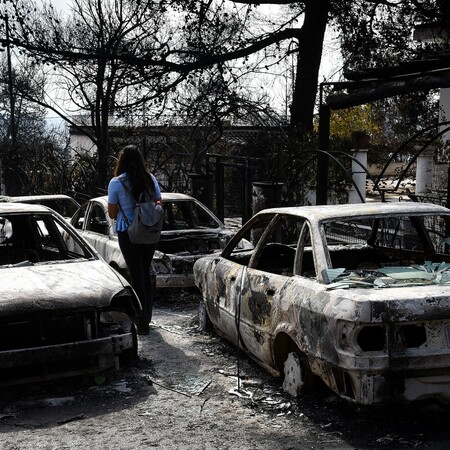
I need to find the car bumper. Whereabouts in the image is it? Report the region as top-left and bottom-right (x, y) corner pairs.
(156, 273), (195, 288)
(0, 333), (134, 386)
(329, 364), (450, 405)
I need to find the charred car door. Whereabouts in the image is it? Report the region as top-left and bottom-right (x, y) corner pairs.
(72, 201), (122, 267)
(216, 214), (307, 369)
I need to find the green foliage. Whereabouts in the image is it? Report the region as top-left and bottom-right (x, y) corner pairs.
(328, 92), (439, 166)
(330, 104), (382, 142)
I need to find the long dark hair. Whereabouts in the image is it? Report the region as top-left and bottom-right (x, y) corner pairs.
(114, 145), (155, 199)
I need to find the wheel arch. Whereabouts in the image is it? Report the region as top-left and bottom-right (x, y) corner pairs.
(110, 261), (130, 281)
(272, 331), (304, 373)
(273, 330), (323, 396)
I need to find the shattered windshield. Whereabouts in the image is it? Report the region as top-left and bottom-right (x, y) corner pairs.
(0, 213), (93, 267)
(321, 213), (450, 289)
(162, 201), (221, 230)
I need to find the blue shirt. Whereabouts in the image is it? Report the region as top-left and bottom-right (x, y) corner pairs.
(108, 173), (161, 233)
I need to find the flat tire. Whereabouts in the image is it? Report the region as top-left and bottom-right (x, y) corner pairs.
(198, 301), (211, 332)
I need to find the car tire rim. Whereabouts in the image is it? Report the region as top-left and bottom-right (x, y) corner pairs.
(198, 302), (208, 332)
(282, 352), (304, 397)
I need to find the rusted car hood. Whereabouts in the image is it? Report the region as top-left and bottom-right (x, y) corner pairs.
(0, 260), (126, 316)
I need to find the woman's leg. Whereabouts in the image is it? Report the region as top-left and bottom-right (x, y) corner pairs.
(141, 242), (157, 322)
(118, 231), (149, 333)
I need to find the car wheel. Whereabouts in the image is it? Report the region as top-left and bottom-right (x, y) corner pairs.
(282, 352), (314, 397)
(198, 301), (211, 332)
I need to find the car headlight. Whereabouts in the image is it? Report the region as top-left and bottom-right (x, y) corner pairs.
(151, 251), (172, 274)
(356, 325), (386, 351)
(338, 321), (387, 352)
(99, 310), (134, 333)
(394, 323), (427, 348)
(109, 288), (141, 322)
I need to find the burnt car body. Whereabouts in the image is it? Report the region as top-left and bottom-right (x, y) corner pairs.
(0, 194), (80, 220)
(0, 203), (141, 386)
(71, 193), (242, 289)
(194, 202), (450, 406)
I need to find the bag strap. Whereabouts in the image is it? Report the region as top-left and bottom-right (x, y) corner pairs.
(117, 201), (130, 226)
(117, 178), (135, 226)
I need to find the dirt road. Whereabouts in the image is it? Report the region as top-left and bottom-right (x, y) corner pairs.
(2, 295), (450, 449)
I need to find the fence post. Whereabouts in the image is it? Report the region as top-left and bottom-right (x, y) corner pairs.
(215, 157), (224, 222)
(243, 161), (251, 224)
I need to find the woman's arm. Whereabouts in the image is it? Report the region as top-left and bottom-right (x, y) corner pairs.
(108, 203), (118, 219)
(107, 177), (120, 219)
(152, 174), (162, 205)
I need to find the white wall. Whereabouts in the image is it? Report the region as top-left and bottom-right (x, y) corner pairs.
(439, 87), (450, 141)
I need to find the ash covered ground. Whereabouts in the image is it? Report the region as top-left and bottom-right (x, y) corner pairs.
(2, 292), (450, 449)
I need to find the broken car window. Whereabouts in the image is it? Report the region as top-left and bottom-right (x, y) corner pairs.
(190, 202), (222, 228)
(162, 201), (221, 231)
(323, 216), (427, 272)
(72, 203), (88, 230)
(0, 213), (92, 266)
(321, 213), (450, 288)
(0, 217), (12, 243)
(87, 204), (109, 235)
(249, 215), (306, 276)
(225, 215), (273, 266)
(226, 214), (307, 277)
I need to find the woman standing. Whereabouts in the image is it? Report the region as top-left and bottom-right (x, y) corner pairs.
(107, 145), (162, 335)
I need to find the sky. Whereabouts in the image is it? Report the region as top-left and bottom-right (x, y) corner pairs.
(46, 0), (70, 12)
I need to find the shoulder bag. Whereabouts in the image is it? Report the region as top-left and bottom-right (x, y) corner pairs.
(118, 177), (163, 244)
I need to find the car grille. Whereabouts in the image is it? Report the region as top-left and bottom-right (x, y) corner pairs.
(0, 310), (97, 351)
(0, 310), (120, 386)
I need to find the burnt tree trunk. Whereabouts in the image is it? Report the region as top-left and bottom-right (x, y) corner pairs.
(290, 0), (330, 134)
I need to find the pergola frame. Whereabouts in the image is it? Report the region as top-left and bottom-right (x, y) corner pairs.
(317, 60), (450, 205)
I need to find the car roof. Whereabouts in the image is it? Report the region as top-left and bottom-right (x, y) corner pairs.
(0, 202), (52, 213)
(258, 202), (450, 222)
(90, 192), (198, 204)
(161, 192), (197, 201)
(0, 194), (77, 203)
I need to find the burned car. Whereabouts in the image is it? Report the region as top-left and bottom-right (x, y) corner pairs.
(71, 193), (246, 289)
(194, 202), (450, 406)
(0, 202), (141, 386)
(0, 194), (80, 220)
